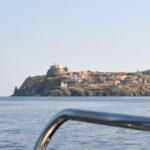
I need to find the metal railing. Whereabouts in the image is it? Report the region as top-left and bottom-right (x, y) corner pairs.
(34, 109), (150, 150)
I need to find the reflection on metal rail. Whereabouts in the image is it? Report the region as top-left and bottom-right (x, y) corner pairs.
(34, 109), (150, 150)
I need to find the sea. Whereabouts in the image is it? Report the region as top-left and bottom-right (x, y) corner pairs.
(0, 97), (150, 150)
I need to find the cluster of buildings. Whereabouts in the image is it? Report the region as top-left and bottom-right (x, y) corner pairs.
(46, 63), (150, 90)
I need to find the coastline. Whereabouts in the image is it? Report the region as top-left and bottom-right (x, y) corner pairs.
(13, 86), (150, 97)
(12, 64), (150, 97)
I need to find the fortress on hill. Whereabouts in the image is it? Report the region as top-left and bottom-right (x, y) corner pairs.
(46, 63), (70, 77)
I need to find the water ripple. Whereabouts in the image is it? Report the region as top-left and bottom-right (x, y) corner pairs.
(1, 97), (150, 150)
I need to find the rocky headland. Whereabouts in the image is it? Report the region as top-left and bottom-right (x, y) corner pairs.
(13, 64), (150, 96)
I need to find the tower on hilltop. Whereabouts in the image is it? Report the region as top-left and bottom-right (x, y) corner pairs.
(137, 69), (142, 77)
(46, 63), (70, 77)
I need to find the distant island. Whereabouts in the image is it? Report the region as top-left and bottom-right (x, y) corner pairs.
(13, 63), (150, 96)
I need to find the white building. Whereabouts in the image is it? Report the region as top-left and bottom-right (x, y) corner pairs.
(61, 82), (68, 87)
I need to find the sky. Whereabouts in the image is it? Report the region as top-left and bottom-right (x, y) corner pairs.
(0, 0), (150, 96)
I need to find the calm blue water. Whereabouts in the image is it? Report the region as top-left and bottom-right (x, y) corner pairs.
(1, 97), (150, 150)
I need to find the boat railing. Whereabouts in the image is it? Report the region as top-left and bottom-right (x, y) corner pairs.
(34, 109), (150, 150)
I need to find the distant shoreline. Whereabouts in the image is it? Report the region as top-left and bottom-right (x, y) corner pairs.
(13, 64), (150, 97)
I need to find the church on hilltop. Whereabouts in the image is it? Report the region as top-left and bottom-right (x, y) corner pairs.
(46, 63), (70, 77)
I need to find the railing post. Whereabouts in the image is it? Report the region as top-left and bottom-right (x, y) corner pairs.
(34, 109), (150, 150)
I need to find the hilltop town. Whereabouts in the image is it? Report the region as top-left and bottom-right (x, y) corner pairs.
(13, 64), (150, 96)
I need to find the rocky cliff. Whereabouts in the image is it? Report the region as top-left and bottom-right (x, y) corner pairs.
(13, 75), (150, 96)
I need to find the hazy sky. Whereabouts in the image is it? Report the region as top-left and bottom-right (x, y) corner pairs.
(0, 0), (150, 96)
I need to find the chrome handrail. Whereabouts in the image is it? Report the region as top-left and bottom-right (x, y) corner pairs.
(34, 109), (150, 150)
